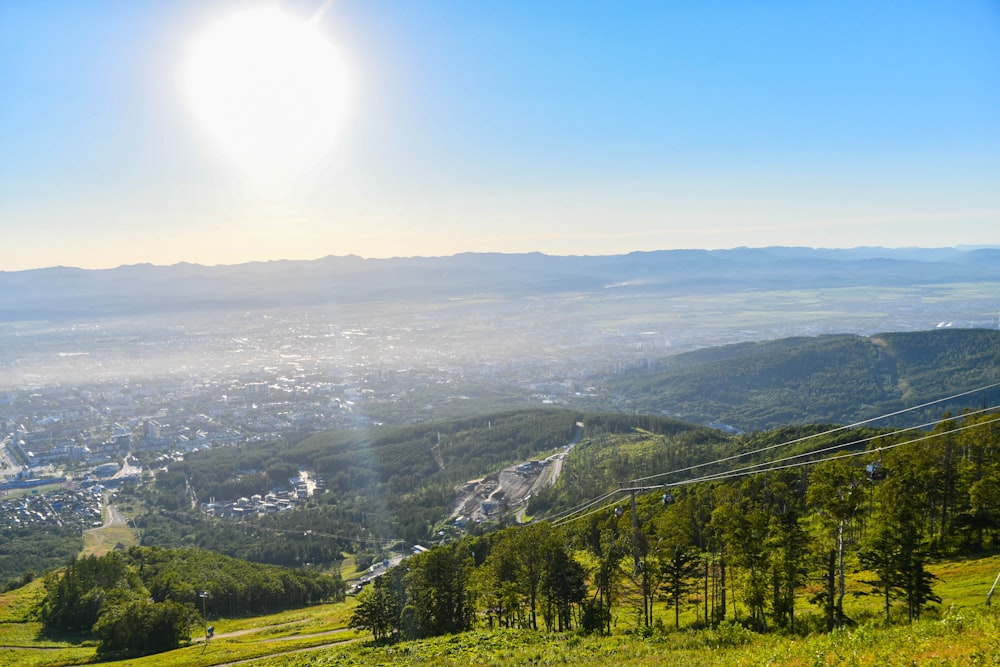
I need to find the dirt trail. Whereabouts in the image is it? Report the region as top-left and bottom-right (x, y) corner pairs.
(193, 624), (350, 644)
(203, 631), (358, 667)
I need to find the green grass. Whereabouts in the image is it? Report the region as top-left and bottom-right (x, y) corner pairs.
(3, 483), (68, 500)
(3, 553), (1000, 667)
(930, 554), (1000, 608)
(0, 584), (360, 667)
(81, 523), (139, 559)
(0, 578), (45, 623)
(0, 586), (95, 667)
(0, 647), (96, 667)
(251, 610), (1000, 667)
(203, 597), (357, 637)
(339, 554), (363, 580)
(101, 629), (361, 667)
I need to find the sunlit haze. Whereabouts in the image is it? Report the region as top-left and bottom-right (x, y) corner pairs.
(1, 1), (998, 270)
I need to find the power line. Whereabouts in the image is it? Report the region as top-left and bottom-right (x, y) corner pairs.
(552, 493), (628, 529)
(678, 404), (1000, 487)
(676, 413), (1000, 488)
(543, 489), (620, 525)
(549, 382), (1000, 528)
(553, 413), (1000, 528)
(627, 380), (1000, 486)
(260, 525), (403, 548)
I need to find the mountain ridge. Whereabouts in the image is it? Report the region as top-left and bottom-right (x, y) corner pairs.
(602, 328), (1000, 432)
(4, 247), (1000, 321)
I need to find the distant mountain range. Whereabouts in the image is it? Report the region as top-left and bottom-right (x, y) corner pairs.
(2, 246), (1000, 321)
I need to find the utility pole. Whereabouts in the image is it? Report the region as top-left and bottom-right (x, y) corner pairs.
(199, 591), (209, 643)
(630, 490), (640, 573)
(617, 484), (672, 571)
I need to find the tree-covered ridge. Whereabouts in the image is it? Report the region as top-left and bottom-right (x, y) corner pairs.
(135, 505), (354, 569)
(143, 409), (581, 553)
(139, 410), (725, 566)
(352, 411), (1000, 644)
(606, 328), (1000, 431)
(289, 408), (580, 493)
(1, 525), (82, 590)
(38, 546), (345, 657)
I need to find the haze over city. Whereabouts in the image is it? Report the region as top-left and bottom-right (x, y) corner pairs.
(2, 1), (999, 271)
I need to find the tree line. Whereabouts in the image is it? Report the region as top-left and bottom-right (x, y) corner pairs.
(39, 546), (345, 657)
(351, 523), (586, 642)
(353, 411), (1000, 642)
(1, 525), (81, 591)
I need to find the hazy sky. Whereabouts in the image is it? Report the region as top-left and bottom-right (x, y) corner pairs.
(2, 1), (999, 271)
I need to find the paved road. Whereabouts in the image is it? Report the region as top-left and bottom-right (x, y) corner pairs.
(548, 421), (584, 483)
(514, 421), (584, 523)
(99, 493), (128, 528)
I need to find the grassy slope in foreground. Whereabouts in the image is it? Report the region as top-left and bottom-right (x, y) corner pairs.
(3, 555), (1000, 666)
(289, 554), (1000, 666)
(0, 588), (361, 667)
(271, 611), (1000, 667)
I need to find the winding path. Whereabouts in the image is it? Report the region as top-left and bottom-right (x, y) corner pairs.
(199, 628), (358, 667)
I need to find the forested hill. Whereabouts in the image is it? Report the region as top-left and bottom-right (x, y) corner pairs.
(140, 409), (720, 556)
(604, 328), (1000, 432)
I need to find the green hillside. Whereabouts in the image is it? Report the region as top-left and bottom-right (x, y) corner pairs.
(605, 328), (1000, 431)
(137, 410), (729, 564)
(20, 545), (343, 658)
(139, 409), (584, 561)
(4, 573), (1000, 666)
(6, 410), (1000, 665)
(6, 329), (1000, 663)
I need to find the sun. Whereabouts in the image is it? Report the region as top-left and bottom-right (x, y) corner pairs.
(184, 6), (350, 197)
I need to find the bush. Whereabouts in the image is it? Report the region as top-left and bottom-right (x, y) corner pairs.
(93, 597), (198, 657)
(580, 599), (610, 634)
(712, 620), (754, 648)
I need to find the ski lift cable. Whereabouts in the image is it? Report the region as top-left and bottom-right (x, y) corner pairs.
(553, 415), (1000, 528)
(550, 484), (677, 528)
(672, 404), (1000, 487)
(551, 489), (620, 517)
(674, 413), (1000, 488)
(550, 412), (1000, 528)
(266, 526), (400, 547)
(544, 489), (624, 524)
(550, 405), (999, 527)
(551, 493), (629, 529)
(546, 381), (1000, 527)
(627, 380), (1000, 486)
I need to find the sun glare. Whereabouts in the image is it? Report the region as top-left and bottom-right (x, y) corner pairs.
(184, 7), (349, 197)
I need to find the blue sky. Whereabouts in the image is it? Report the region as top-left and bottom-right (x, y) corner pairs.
(1, 1), (998, 270)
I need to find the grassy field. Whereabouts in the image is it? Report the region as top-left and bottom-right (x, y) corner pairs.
(0, 591), (361, 667)
(81, 523), (139, 559)
(266, 611), (1000, 667)
(2, 483), (70, 500)
(3, 554), (1000, 667)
